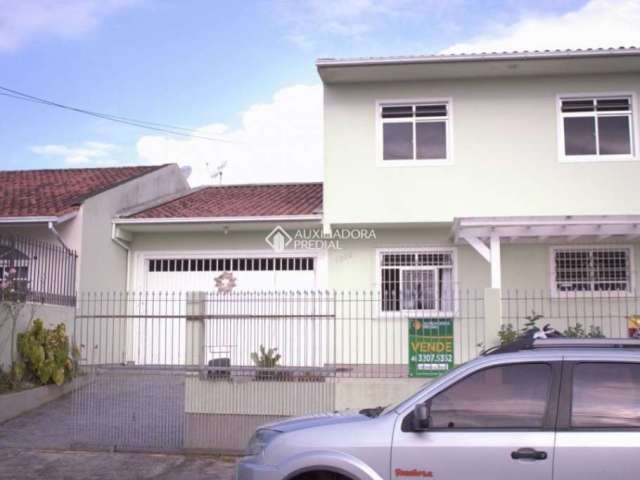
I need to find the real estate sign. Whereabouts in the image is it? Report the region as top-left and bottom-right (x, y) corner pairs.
(409, 318), (454, 377)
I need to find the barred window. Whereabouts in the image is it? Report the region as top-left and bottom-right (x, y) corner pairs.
(148, 257), (314, 272)
(380, 250), (454, 312)
(553, 248), (631, 293)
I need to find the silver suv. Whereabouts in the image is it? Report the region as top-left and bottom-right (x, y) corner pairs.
(237, 339), (640, 480)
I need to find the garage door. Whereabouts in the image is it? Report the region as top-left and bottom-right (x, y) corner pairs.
(128, 255), (320, 365)
(144, 256), (317, 292)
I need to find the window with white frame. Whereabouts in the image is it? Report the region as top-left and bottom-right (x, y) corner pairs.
(380, 102), (450, 162)
(560, 96), (634, 159)
(553, 247), (632, 293)
(380, 250), (454, 311)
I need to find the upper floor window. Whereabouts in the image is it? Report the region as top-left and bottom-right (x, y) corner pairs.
(559, 95), (635, 161)
(379, 101), (451, 164)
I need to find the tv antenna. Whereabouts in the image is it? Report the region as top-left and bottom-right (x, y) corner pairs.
(207, 160), (227, 185)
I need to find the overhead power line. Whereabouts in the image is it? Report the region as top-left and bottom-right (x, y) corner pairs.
(0, 85), (241, 144)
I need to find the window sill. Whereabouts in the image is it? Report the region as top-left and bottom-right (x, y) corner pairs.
(559, 155), (638, 163)
(377, 159), (453, 167)
(550, 290), (635, 299)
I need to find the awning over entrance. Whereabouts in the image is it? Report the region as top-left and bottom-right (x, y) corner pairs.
(452, 215), (640, 289)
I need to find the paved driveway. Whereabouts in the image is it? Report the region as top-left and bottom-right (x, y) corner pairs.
(0, 448), (235, 480)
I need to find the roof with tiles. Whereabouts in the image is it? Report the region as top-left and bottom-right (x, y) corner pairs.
(127, 183), (323, 219)
(0, 165), (167, 218)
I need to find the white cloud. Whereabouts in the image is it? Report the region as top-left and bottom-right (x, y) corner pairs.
(442, 0), (640, 54)
(0, 0), (137, 53)
(136, 84), (323, 187)
(30, 141), (118, 165)
(278, 0), (446, 47)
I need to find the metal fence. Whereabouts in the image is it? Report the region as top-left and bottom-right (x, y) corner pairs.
(71, 289), (485, 452)
(73, 289), (486, 373)
(0, 234), (77, 306)
(70, 288), (640, 453)
(501, 289), (640, 338)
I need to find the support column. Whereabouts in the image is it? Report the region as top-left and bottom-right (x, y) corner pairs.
(490, 234), (502, 289)
(483, 287), (502, 348)
(185, 291), (206, 366)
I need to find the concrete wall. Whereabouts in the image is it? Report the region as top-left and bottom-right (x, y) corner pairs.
(323, 73), (640, 225)
(326, 225), (640, 292)
(78, 165), (189, 292)
(0, 302), (75, 369)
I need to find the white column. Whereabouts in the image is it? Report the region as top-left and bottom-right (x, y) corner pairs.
(490, 234), (501, 289)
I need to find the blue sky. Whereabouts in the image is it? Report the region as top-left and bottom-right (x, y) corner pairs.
(0, 0), (637, 184)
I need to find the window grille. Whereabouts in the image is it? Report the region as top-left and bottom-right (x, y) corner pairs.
(554, 247), (631, 293)
(380, 250), (454, 312)
(148, 257), (315, 273)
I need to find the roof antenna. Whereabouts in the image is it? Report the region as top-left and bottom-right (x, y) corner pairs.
(206, 160), (227, 185)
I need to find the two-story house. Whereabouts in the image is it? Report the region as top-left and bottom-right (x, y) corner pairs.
(317, 48), (640, 312)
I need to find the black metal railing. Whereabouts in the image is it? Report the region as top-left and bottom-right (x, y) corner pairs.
(0, 234), (77, 306)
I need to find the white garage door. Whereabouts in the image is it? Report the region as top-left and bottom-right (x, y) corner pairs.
(144, 256), (317, 292)
(128, 255), (320, 365)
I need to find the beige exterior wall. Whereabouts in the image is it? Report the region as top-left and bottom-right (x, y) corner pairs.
(327, 226), (640, 291)
(78, 165), (189, 292)
(323, 73), (640, 225)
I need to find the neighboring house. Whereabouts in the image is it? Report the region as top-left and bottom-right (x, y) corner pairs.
(0, 164), (189, 294)
(112, 183), (324, 292)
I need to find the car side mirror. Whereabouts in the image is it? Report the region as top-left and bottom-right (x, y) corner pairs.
(412, 403), (431, 431)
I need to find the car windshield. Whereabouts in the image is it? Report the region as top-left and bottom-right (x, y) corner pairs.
(379, 362), (469, 416)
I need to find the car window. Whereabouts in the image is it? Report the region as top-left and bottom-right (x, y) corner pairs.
(572, 362), (640, 428)
(428, 363), (552, 428)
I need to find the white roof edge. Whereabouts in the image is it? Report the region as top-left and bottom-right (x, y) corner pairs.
(113, 214), (323, 225)
(0, 211), (78, 224)
(316, 47), (640, 68)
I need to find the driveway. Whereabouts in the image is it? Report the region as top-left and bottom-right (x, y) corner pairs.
(0, 447), (235, 480)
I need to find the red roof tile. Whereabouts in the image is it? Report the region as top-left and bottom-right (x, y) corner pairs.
(0, 165), (166, 218)
(129, 183), (323, 219)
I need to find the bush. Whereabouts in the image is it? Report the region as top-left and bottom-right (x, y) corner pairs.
(498, 323), (518, 345)
(563, 323), (605, 339)
(17, 319), (76, 386)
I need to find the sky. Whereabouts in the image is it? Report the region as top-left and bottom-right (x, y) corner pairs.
(0, 0), (639, 186)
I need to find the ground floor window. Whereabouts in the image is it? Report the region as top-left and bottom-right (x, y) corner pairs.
(552, 246), (632, 293)
(380, 249), (454, 312)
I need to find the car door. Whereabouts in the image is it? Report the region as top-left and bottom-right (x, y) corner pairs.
(390, 361), (561, 480)
(554, 360), (640, 480)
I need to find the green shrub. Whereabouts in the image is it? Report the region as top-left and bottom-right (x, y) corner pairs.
(17, 319), (76, 386)
(563, 323), (605, 339)
(250, 345), (281, 368)
(498, 323), (518, 345)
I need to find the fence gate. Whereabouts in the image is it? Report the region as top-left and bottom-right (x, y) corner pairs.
(72, 366), (187, 451)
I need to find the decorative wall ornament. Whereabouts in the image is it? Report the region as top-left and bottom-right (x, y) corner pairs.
(214, 271), (237, 293)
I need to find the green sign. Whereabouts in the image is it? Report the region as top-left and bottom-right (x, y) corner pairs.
(409, 318), (454, 377)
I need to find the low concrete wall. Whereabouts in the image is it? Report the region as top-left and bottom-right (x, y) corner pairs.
(185, 375), (334, 416)
(334, 377), (429, 411)
(183, 374), (432, 452)
(0, 375), (90, 424)
(0, 303), (75, 369)
(185, 413), (283, 453)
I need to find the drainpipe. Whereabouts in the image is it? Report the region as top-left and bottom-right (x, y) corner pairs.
(111, 224), (131, 291)
(47, 221), (73, 253)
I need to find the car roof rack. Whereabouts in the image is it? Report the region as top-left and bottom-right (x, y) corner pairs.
(482, 338), (640, 356)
